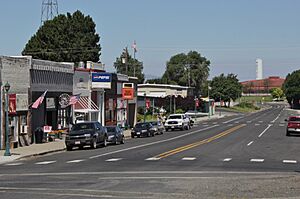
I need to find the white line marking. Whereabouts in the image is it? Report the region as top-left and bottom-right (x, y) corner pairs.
(250, 159), (264, 163)
(89, 125), (219, 159)
(283, 160), (297, 164)
(223, 116), (244, 124)
(145, 157), (161, 161)
(66, 159), (85, 163)
(234, 121), (240, 123)
(203, 125), (209, 127)
(35, 161), (56, 165)
(247, 121), (252, 123)
(279, 124), (285, 127)
(271, 114), (281, 123)
(247, 141), (254, 146)
(105, 158), (122, 162)
(182, 157), (196, 161)
(223, 158), (232, 162)
(5, 162), (24, 166)
(259, 121), (263, 123)
(255, 124), (260, 126)
(258, 124), (272, 138)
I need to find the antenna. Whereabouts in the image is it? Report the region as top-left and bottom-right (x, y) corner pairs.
(41, 0), (58, 25)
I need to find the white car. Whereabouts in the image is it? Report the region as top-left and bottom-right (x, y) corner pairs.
(164, 114), (190, 131)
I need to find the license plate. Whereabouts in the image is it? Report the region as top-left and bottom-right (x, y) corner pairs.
(171, 126), (175, 128)
(75, 141), (80, 145)
(137, 132), (140, 135)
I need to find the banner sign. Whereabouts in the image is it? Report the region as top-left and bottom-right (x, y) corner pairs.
(122, 88), (134, 100)
(92, 73), (112, 89)
(9, 94), (17, 115)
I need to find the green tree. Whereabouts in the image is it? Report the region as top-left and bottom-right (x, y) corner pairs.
(283, 70), (300, 108)
(270, 88), (284, 99)
(22, 10), (101, 64)
(210, 73), (242, 107)
(162, 51), (210, 95)
(114, 47), (144, 84)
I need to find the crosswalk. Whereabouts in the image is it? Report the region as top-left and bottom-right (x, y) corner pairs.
(4, 157), (299, 166)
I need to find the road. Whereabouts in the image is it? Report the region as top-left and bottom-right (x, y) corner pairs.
(1, 103), (300, 198)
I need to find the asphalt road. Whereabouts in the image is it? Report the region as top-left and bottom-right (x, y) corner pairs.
(1, 103), (300, 198)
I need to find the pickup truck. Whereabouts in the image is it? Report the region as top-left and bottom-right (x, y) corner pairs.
(164, 114), (190, 131)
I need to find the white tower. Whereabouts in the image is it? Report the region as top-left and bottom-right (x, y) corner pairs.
(256, 58), (263, 80)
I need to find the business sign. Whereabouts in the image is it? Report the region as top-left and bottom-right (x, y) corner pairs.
(9, 94), (17, 115)
(16, 94), (28, 111)
(122, 88), (134, 100)
(46, 98), (56, 109)
(92, 72), (112, 89)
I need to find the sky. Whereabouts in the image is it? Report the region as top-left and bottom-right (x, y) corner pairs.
(0, 0), (299, 81)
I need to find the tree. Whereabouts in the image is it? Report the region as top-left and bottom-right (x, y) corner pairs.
(283, 70), (300, 108)
(270, 88), (284, 99)
(210, 73), (242, 107)
(162, 51), (210, 95)
(22, 10), (101, 64)
(114, 47), (144, 84)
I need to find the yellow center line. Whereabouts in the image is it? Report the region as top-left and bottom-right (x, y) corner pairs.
(155, 124), (246, 159)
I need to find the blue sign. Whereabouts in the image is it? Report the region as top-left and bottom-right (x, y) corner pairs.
(92, 73), (112, 82)
(91, 73), (112, 89)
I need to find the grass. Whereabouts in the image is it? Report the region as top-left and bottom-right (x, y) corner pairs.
(239, 95), (273, 103)
(228, 102), (261, 113)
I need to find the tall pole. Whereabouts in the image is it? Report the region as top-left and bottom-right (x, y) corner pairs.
(173, 96), (176, 114)
(0, 83), (2, 150)
(169, 96), (172, 114)
(4, 82), (11, 156)
(219, 93), (222, 116)
(208, 84), (210, 119)
(143, 93), (146, 122)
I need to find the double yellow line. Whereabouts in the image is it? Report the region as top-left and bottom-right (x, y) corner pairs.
(154, 124), (246, 159)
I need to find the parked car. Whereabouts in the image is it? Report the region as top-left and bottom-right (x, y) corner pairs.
(164, 114), (190, 131)
(106, 126), (125, 144)
(286, 116), (300, 136)
(65, 121), (107, 151)
(131, 122), (156, 138)
(149, 121), (165, 135)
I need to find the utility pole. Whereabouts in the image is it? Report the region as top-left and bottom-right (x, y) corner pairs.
(41, 0), (59, 25)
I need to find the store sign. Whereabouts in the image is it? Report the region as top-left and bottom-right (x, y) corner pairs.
(43, 125), (52, 133)
(92, 73), (112, 89)
(59, 93), (70, 108)
(9, 94), (17, 115)
(16, 94), (28, 111)
(46, 98), (56, 109)
(122, 88), (134, 100)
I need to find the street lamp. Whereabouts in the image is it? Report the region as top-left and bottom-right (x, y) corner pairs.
(4, 82), (11, 156)
(208, 84), (211, 119)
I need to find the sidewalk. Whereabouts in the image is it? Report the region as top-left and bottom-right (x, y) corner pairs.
(0, 113), (234, 165)
(0, 130), (132, 165)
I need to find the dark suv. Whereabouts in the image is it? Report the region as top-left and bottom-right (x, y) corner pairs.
(65, 121), (108, 151)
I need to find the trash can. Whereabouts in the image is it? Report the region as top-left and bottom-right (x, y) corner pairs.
(35, 127), (44, 144)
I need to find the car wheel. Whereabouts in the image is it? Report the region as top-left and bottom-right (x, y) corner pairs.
(121, 136), (125, 144)
(66, 145), (73, 151)
(114, 137), (118, 145)
(91, 139), (97, 149)
(137, 135), (141, 138)
(286, 131), (290, 136)
(147, 131), (151, 137)
(131, 135), (135, 138)
(152, 132), (155, 137)
(79, 145), (84, 150)
(181, 125), (185, 131)
(103, 137), (107, 147)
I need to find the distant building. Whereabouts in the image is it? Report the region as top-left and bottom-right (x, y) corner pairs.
(241, 76), (285, 94)
(256, 58), (263, 80)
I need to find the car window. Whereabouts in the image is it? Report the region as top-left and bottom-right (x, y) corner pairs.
(289, 117), (300, 122)
(150, 121), (158, 126)
(168, 115), (182, 119)
(71, 123), (94, 131)
(106, 127), (116, 132)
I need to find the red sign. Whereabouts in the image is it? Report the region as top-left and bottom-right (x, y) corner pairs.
(195, 99), (199, 108)
(146, 99), (151, 109)
(122, 88), (134, 100)
(9, 94), (17, 115)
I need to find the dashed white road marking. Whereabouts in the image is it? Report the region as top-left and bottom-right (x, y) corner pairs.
(247, 121), (252, 123)
(66, 159), (85, 163)
(271, 114), (281, 123)
(145, 157), (161, 161)
(279, 124), (285, 127)
(255, 124), (260, 126)
(5, 162), (24, 166)
(283, 160), (297, 164)
(258, 124), (272, 138)
(182, 157), (196, 161)
(223, 158), (232, 162)
(105, 158), (123, 162)
(250, 159), (264, 163)
(234, 121), (240, 124)
(223, 116), (244, 124)
(212, 122), (218, 125)
(247, 141), (254, 146)
(35, 161), (56, 165)
(259, 121), (263, 123)
(203, 125), (209, 127)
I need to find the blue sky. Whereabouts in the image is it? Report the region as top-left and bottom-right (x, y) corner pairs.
(1, 0), (299, 81)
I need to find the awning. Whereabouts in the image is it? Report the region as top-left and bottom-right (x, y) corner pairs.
(74, 96), (100, 113)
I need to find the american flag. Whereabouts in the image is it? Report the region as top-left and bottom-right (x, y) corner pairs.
(68, 94), (80, 106)
(32, 90), (48, 109)
(132, 40), (137, 53)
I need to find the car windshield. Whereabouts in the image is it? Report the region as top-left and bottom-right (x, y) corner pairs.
(289, 117), (300, 122)
(168, 115), (182, 119)
(71, 123), (94, 131)
(106, 127), (116, 132)
(150, 121), (158, 126)
(135, 123), (148, 128)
